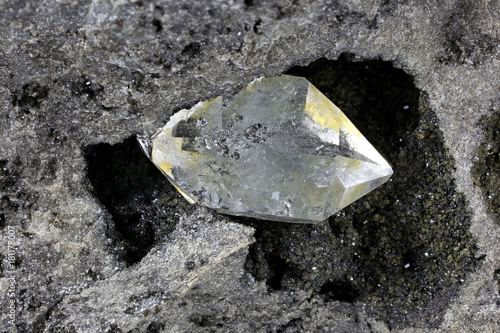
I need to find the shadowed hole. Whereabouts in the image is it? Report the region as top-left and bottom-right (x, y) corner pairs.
(85, 137), (183, 265)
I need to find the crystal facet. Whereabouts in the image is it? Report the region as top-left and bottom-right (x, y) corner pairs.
(139, 75), (393, 223)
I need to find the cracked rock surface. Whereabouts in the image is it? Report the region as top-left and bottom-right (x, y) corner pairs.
(1, 0), (499, 332)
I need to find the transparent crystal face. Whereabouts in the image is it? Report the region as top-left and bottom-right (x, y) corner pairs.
(139, 75), (393, 223)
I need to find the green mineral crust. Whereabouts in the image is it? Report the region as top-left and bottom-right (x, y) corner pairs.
(139, 75), (393, 222)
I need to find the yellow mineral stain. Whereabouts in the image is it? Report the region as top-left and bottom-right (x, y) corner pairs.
(344, 159), (362, 173)
(304, 84), (340, 130)
(195, 97), (220, 116)
(339, 112), (362, 139)
(158, 161), (173, 177)
(246, 81), (258, 94)
(174, 184), (196, 204)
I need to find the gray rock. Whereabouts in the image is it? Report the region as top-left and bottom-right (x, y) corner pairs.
(0, 0), (499, 332)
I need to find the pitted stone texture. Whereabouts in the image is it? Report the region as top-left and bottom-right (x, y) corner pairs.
(0, 0), (499, 331)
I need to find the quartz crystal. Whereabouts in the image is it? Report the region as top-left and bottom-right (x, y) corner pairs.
(139, 75), (393, 223)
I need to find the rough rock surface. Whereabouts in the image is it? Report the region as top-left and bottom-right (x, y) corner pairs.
(0, 0), (499, 332)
